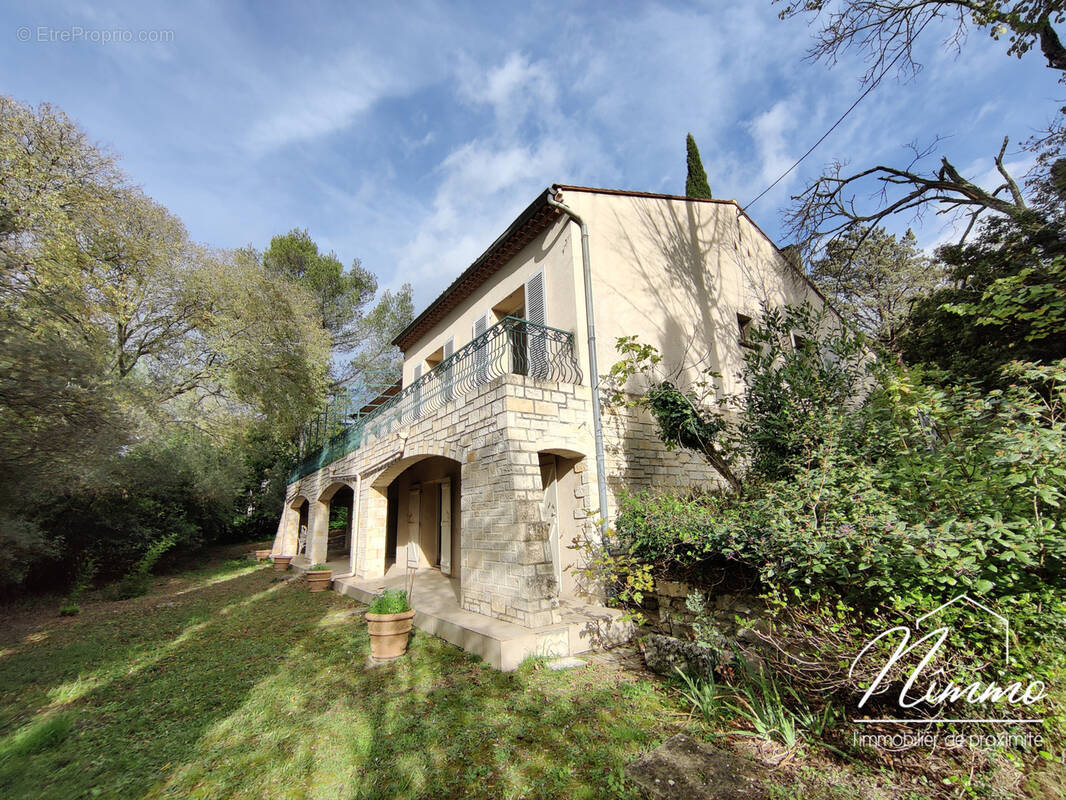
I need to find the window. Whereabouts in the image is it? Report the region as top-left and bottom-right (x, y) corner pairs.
(737, 313), (754, 347)
(525, 270), (548, 378)
(472, 311), (490, 386)
(411, 363), (423, 419)
(792, 333), (810, 352)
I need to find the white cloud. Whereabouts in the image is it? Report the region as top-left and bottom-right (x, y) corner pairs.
(389, 51), (592, 306)
(243, 55), (409, 155)
(748, 100), (798, 189)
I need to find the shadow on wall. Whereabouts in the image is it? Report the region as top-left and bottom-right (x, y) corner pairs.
(609, 197), (809, 399)
(595, 198), (776, 510)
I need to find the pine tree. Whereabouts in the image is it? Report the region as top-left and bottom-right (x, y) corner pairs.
(685, 133), (712, 199)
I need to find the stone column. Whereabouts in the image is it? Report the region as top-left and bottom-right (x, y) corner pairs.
(358, 482), (389, 578)
(308, 500), (329, 564)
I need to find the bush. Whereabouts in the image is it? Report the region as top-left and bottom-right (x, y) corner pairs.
(0, 512), (57, 589)
(612, 314), (1066, 705)
(620, 362), (1066, 661)
(109, 533), (178, 600)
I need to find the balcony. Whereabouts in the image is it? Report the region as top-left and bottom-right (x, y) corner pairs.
(289, 316), (583, 481)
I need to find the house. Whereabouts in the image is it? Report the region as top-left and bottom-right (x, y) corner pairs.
(271, 184), (826, 668)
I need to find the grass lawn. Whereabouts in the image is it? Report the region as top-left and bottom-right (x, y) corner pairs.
(6, 544), (1043, 800)
(0, 545), (684, 800)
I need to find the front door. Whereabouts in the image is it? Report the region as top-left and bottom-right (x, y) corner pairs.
(539, 455), (561, 592)
(439, 478), (452, 575)
(407, 483), (421, 568)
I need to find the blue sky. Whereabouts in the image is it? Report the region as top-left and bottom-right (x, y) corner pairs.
(1, 1), (1057, 309)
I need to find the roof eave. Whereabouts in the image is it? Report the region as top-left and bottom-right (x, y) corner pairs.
(391, 188), (557, 351)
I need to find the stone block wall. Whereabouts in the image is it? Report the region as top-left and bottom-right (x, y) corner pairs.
(276, 376), (734, 630)
(652, 580), (765, 640)
(277, 373), (596, 629)
(599, 395), (727, 521)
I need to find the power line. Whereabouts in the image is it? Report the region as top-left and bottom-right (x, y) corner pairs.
(743, 16), (935, 212)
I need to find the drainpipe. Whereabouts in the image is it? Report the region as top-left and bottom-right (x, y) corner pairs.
(544, 188), (610, 536)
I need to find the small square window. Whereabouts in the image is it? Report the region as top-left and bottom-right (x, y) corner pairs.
(792, 333), (810, 352)
(737, 313), (754, 347)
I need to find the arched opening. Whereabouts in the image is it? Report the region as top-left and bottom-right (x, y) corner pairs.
(283, 495), (310, 557)
(311, 482), (354, 567)
(537, 449), (588, 600)
(326, 484), (354, 562)
(371, 454), (462, 579)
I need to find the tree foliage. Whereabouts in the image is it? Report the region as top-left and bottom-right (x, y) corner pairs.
(776, 1), (1066, 86)
(608, 304), (869, 492)
(685, 133), (713, 199)
(258, 229), (413, 398)
(777, 1), (1064, 248)
(0, 95), (332, 588)
(809, 225), (942, 350)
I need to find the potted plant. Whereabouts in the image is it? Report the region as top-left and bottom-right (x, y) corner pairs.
(271, 554), (293, 571)
(254, 549), (271, 562)
(307, 563), (333, 592)
(365, 589), (416, 660)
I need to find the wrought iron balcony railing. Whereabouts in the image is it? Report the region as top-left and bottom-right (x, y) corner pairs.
(289, 316), (582, 481)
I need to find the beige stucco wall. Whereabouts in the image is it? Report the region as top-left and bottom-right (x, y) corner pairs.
(400, 216), (587, 387)
(557, 189), (824, 398)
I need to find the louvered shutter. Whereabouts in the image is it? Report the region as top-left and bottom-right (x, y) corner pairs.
(442, 338), (454, 401)
(412, 363), (423, 420)
(525, 270), (548, 378)
(473, 313), (489, 386)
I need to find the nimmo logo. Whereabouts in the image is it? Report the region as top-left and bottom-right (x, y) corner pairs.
(848, 593), (1047, 726)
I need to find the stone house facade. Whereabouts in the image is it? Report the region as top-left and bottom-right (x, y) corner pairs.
(272, 185), (826, 630)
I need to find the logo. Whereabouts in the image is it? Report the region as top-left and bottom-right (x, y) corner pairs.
(849, 593), (1046, 726)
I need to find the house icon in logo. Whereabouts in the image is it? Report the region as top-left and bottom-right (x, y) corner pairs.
(915, 593), (1011, 666)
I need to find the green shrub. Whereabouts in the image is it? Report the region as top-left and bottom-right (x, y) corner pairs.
(109, 533), (179, 600)
(367, 589), (410, 615)
(614, 355), (1066, 705)
(58, 602), (80, 617)
(674, 666), (729, 724)
(310, 563), (330, 570)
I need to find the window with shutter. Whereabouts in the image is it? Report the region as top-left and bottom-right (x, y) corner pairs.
(525, 270), (548, 378)
(442, 337), (454, 401)
(473, 312), (489, 386)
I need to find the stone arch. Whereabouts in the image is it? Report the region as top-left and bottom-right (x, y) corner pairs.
(276, 494), (311, 557)
(370, 443), (465, 490)
(359, 448), (464, 580)
(308, 481), (355, 565)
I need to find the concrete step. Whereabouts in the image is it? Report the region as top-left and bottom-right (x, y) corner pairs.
(331, 570), (634, 671)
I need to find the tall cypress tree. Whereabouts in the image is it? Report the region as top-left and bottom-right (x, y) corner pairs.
(685, 133), (713, 199)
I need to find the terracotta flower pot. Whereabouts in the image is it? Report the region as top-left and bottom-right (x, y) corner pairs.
(307, 569), (333, 592)
(271, 555), (293, 571)
(254, 549), (271, 562)
(366, 609), (416, 660)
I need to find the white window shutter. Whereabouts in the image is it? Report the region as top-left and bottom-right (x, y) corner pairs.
(412, 363), (423, 419)
(525, 271), (546, 325)
(524, 271), (548, 378)
(439, 478), (452, 575)
(473, 312), (489, 386)
(442, 338), (454, 401)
